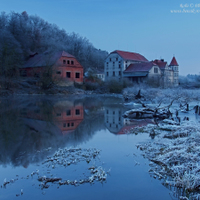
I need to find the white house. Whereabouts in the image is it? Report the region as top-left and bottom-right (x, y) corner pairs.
(104, 50), (179, 87)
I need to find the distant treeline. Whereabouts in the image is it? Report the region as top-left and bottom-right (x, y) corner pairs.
(0, 11), (108, 77)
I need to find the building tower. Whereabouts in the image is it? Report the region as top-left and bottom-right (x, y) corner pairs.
(169, 56), (179, 87)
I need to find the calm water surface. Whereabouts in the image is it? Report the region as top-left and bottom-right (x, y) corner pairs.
(0, 96), (178, 200)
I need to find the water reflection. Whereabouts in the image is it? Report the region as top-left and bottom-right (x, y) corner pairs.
(0, 98), (99, 167)
(105, 105), (154, 134)
(0, 96), (154, 168)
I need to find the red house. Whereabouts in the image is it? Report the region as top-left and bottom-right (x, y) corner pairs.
(20, 51), (84, 84)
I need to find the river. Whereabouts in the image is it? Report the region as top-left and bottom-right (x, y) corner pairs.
(0, 95), (179, 200)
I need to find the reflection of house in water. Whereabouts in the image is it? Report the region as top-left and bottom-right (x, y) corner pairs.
(20, 101), (84, 135)
(53, 104), (84, 135)
(105, 106), (154, 134)
(118, 118), (154, 135)
(104, 106), (124, 133)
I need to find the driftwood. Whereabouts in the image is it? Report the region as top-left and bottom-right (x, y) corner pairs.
(123, 107), (171, 119)
(123, 98), (175, 120)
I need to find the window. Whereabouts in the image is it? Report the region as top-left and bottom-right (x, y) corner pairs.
(71, 60), (74, 65)
(113, 62), (115, 67)
(106, 72), (109, 76)
(75, 72), (80, 78)
(71, 122), (74, 127)
(63, 60), (66, 64)
(106, 110), (109, 114)
(113, 111), (115, 115)
(67, 60), (70, 64)
(63, 123), (66, 127)
(34, 73), (40, 78)
(56, 113), (61, 116)
(110, 58), (111, 61)
(119, 71), (121, 76)
(119, 64), (121, 68)
(20, 70), (27, 77)
(154, 67), (158, 73)
(113, 71), (115, 76)
(66, 72), (71, 78)
(116, 57), (118, 61)
(67, 123), (70, 127)
(66, 110), (71, 116)
(76, 109), (80, 115)
(56, 71), (61, 75)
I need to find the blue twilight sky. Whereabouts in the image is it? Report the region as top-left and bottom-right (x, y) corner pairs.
(1, 0), (200, 75)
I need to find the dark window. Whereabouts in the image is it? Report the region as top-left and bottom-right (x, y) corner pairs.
(67, 123), (70, 127)
(116, 57), (118, 61)
(71, 60), (74, 65)
(119, 71), (121, 76)
(110, 58), (111, 61)
(71, 122), (74, 127)
(66, 110), (71, 116)
(107, 72), (109, 76)
(119, 64), (121, 68)
(113, 71), (115, 76)
(107, 110), (109, 114)
(63, 123), (66, 127)
(34, 109), (40, 114)
(34, 73), (40, 78)
(75, 72), (80, 78)
(67, 60), (70, 64)
(43, 73), (49, 77)
(66, 72), (71, 78)
(56, 113), (61, 116)
(63, 60), (66, 64)
(76, 109), (80, 115)
(20, 70), (27, 77)
(113, 111), (115, 115)
(154, 67), (158, 73)
(113, 62), (115, 66)
(56, 71), (61, 75)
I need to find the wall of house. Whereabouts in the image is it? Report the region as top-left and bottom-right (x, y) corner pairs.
(171, 65), (179, 87)
(54, 56), (83, 84)
(104, 53), (123, 81)
(147, 66), (162, 87)
(20, 56), (84, 84)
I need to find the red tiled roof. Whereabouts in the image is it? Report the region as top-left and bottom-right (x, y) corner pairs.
(111, 50), (148, 62)
(23, 51), (75, 68)
(169, 57), (179, 66)
(153, 59), (167, 69)
(124, 61), (156, 73)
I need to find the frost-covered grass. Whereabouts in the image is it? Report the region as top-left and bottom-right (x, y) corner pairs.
(135, 121), (200, 199)
(123, 86), (200, 104)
